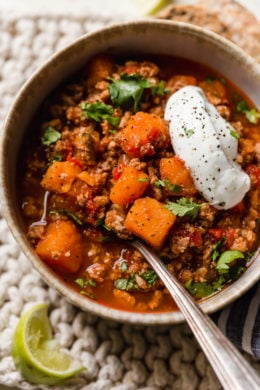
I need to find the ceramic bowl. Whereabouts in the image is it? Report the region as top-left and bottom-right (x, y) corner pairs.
(1, 20), (260, 324)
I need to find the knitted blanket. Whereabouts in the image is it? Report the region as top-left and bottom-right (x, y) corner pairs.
(0, 5), (260, 390)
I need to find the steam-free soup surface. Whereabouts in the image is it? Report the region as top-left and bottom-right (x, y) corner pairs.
(18, 54), (260, 312)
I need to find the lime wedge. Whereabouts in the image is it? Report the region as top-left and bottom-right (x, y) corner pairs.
(135, 0), (170, 16)
(12, 303), (84, 385)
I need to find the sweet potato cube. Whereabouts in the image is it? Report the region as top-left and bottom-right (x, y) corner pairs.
(77, 170), (98, 186)
(119, 112), (170, 157)
(86, 54), (115, 88)
(35, 219), (83, 273)
(125, 197), (176, 249)
(41, 161), (81, 193)
(110, 166), (149, 206)
(159, 156), (196, 196)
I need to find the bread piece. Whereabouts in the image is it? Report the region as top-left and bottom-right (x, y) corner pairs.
(157, 0), (260, 62)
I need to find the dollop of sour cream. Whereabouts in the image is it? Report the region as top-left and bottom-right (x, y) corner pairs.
(164, 86), (250, 209)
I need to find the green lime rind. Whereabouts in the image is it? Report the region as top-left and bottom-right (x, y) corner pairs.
(136, 0), (170, 16)
(12, 303), (84, 385)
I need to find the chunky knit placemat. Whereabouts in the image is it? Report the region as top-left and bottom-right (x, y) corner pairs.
(0, 7), (260, 390)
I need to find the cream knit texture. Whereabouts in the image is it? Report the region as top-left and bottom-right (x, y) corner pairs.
(0, 10), (259, 390)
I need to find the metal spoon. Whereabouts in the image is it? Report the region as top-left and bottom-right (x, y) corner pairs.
(131, 239), (260, 390)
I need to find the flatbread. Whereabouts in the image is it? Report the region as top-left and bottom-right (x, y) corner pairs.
(157, 0), (260, 62)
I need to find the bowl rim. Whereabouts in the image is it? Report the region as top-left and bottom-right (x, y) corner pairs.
(1, 19), (260, 325)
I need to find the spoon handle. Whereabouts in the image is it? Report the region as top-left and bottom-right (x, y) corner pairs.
(132, 239), (260, 390)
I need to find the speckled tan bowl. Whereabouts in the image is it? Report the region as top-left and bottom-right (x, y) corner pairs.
(1, 20), (260, 324)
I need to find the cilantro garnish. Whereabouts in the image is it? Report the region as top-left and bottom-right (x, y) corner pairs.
(154, 179), (182, 194)
(154, 179), (165, 188)
(236, 100), (249, 113)
(186, 248), (248, 299)
(236, 100), (260, 124)
(41, 126), (61, 146)
(183, 128), (195, 138)
(114, 269), (158, 291)
(210, 237), (226, 262)
(216, 250), (244, 274)
(165, 198), (201, 220)
(230, 129), (240, 140)
(75, 277), (97, 299)
(151, 80), (167, 96)
(80, 291), (95, 299)
(114, 273), (138, 291)
(141, 269), (158, 286)
(80, 101), (121, 127)
(205, 76), (215, 84)
(245, 108), (260, 124)
(49, 209), (83, 226)
(120, 261), (128, 272)
(108, 73), (150, 112)
(75, 277), (97, 288)
(185, 280), (215, 299)
(137, 177), (149, 183)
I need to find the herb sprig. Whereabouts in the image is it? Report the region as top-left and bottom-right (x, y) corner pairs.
(236, 100), (260, 124)
(108, 74), (150, 112)
(41, 126), (61, 146)
(80, 101), (121, 127)
(165, 198), (201, 220)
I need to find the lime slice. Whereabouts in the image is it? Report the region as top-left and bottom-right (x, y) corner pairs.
(12, 303), (84, 385)
(135, 0), (170, 16)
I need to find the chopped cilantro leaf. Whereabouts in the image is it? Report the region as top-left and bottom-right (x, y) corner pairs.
(108, 73), (150, 112)
(75, 278), (86, 288)
(137, 177), (149, 182)
(165, 198), (201, 220)
(236, 100), (249, 113)
(50, 209), (83, 226)
(154, 179), (165, 188)
(80, 101), (120, 127)
(230, 129), (240, 139)
(41, 126), (61, 146)
(154, 179), (181, 194)
(245, 108), (260, 125)
(80, 291), (95, 299)
(120, 261), (128, 272)
(236, 100), (260, 124)
(185, 279), (215, 299)
(205, 76), (215, 83)
(94, 217), (105, 227)
(114, 269), (158, 291)
(216, 250), (244, 274)
(114, 273), (138, 291)
(210, 237), (226, 262)
(183, 128), (195, 138)
(75, 277), (97, 288)
(151, 80), (167, 96)
(141, 269), (158, 286)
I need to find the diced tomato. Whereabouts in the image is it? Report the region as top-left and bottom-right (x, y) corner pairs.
(66, 153), (83, 168)
(112, 163), (126, 180)
(189, 229), (203, 247)
(123, 65), (139, 74)
(225, 228), (235, 248)
(245, 164), (260, 188)
(208, 228), (224, 240)
(208, 227), (235, 248)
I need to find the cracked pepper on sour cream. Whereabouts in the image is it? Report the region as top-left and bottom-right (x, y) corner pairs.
(164, 86), (251, 210)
